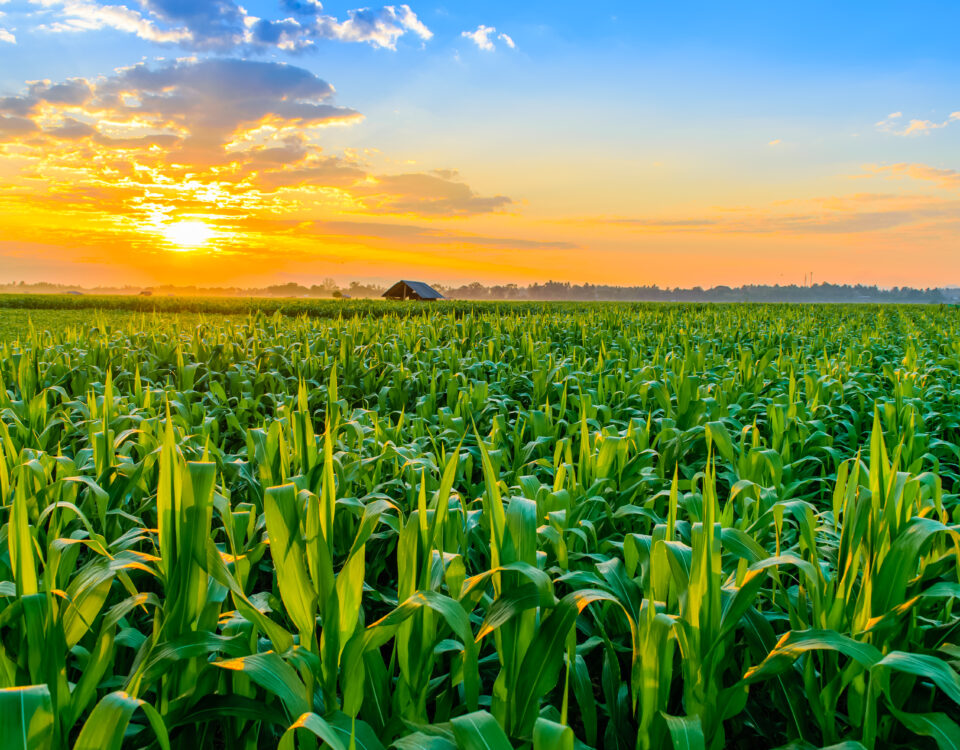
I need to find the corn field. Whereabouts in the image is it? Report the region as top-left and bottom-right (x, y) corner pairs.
(1, 302), (959, 750)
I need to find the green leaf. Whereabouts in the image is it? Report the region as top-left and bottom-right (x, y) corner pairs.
(744, 629), (882, 683)
(264, 483), (318, 639)
(451, 711), (514, 750)
(662, 713), (705, 750)
(0, 685), (54, 750)
(533, 717), (574, 750)
(73, 691), (170, 750)
(876, 651), (960, 706)
(705, 422), (736, 464)
(887, 702), (960, 750)
(392, 733), (457, 750)
(214, 651), (310, 718)
(9, 479), (38, 597)
(336, 544), (366, 654)
(513, 589), (634, 736)
(327, 712), (387, 750)
(278, 712), (348, 750)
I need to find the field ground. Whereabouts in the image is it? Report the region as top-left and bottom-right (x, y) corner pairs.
(0, 301), (958, 749)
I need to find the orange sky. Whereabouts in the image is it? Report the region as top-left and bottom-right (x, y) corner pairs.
(1, 5), (959, 288)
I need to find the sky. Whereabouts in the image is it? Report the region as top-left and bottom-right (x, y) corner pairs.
(0, 0), (958, 288)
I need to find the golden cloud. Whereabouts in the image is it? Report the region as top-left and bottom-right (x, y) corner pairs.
(0, 57), (517, 272)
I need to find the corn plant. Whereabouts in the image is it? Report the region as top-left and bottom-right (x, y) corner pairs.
(0, 301), (958, 749)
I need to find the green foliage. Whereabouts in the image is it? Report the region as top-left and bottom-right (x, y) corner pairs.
(0, 302), (959, 749)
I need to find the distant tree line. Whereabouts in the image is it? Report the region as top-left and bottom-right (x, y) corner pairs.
(1, 279), (957, 303)
(436, 281), (957, 303)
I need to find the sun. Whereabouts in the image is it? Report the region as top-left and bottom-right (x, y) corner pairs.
(159, 220), (217, 251)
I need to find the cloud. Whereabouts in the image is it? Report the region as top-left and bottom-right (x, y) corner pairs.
(610, 218), (720, 228)
(18, 58), (359, 167)
(0, 56), (359, 162)
(252, 160), (512, 216)
(354, 172), (512, 215)
(0, 27), (14, 43)
(29, 77), (94, 105)
(280, 0), (324, 16)
(0, 55), (513, 262)
(863, 162), (960, 190)
(244, 6), (433, 51)
(140, 0), (243, 43)
(30, 0), (432, 51)
(394, 5), (432, 41)
(45, 116), (97, 139)
(0, 116), (37, 135)
(309, 220), (574, 250)
(876, 109), (960, 136)
(254, 157), (366, 189)
(601, 190), (960, 236)
(875, 111), (901, 129)
(767, 139), (781, 146)
(292, 5), (432, 49)
(462, 24), (495, 51)
(460, 25), (515, 51)
(38, 1), (191, 43)
(900, 118), (949, 136)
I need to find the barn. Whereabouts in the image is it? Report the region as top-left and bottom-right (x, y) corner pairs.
(382, 280), (444, 301)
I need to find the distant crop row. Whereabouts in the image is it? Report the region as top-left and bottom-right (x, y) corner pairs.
(0, 304), (959, 749)
(0, 292), (908, 318)
(0, 293), (423, 317)
(0, 293), (553, 317)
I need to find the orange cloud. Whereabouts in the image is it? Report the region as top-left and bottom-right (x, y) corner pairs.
(875, 110), (960, 136)
(0, 57), (518, 280)
(585, 189), (960, 237)
(861, 162), (960, 190)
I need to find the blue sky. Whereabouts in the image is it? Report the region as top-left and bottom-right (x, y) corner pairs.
(0, 0), (958, 286)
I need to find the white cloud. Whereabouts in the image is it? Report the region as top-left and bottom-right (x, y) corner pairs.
(498, 32), (514, 48)
(462, 24), (495, 51)
(29, 0), (432, 51)
(394, 4), (432, 41)
(36, 1), (191, 43)
(0, 27), (13, 43)
(310, 5), (432, 50)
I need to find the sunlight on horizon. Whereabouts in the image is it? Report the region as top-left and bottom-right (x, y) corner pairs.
(1, 2), (958, 288)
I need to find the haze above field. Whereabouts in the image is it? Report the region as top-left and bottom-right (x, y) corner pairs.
(1, 279), (956, 304)
(1, 1), (958, 288)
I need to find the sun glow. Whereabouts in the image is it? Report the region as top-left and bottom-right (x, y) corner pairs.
(159, 220), (218, 251)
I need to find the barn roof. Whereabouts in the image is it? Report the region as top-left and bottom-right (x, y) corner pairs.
(383, 280), (444, 299)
